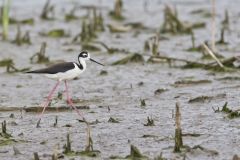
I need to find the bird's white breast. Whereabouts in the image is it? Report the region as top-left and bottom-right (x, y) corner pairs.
(45, 63), (85, 81)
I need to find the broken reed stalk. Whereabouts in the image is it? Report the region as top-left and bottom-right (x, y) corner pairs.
(33, 152), (40, 160)
(41, 0), (53, 20)
(2, 0), (10, 40)
(129, 145), (145, 158)
(191, 31), (195, 49)
(217, 28), (225, 44)
(13, 146), (21, 155)
(211, 0), (216, 53)
(30, 42), (49, 63)
(222, 10), (229, 30)
(85, 121), (93, 151)
(2, 120), (7, 134)
(65, 133), (71, 153)
(62, 134), (74, 154)
(152, 32), (160, 56)
(174, 102), (183, 152)
(202, 43), (224, 68)
(52, 153), (57, 160)
(114, 0), (123, 19)
(53, 115), (58, 127)
(15, 24), (21, 45)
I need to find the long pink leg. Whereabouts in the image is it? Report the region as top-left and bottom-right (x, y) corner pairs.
(64, 80), (85, 120)
(36, 81), (60, 127)
(64, 81), (92, 150)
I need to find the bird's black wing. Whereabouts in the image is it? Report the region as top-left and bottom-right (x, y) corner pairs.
(26, 62), (75, 74)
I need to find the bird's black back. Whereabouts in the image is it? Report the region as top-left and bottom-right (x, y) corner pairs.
(26, 62), (77, 74)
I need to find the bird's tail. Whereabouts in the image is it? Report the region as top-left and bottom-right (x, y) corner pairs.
(25, 70), (43, 74)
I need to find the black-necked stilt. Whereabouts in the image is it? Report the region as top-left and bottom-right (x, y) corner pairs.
(26, 51), (104, 127)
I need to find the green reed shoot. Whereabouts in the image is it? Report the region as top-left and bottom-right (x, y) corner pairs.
(2, 0), (10, 40)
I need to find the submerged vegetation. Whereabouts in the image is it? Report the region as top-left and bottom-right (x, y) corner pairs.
(214, 102), (240, 119)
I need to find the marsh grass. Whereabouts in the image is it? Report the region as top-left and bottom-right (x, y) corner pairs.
(2, 0), (10, 40)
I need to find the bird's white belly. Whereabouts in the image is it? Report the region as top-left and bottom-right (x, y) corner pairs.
(45, 65), (84, 81)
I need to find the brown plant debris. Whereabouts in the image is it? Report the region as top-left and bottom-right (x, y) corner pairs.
(174, 102), (183, 152)
(216, 28), (228, 45)
(188, 93), (226, 103)
(65, 6), (80, 22)
(9, 18), (34, 25)
(144, 116), (155, 126)
(24, 105), (89, 113)
(186, 31), (202, 52)
(108, 117), (120, 123)
(140, 99), (146, 107)
(125, 145), (148, 159)
(99, 70), (108, 76)
(13, 146), (21, 155)
(40, 0), (55, 20)
(187, 145), (218, 156)
(145, 34), (160, 56)
(173, 79), (211, 87)
(33, 152), (40, 160)
(95, 41), (128, 54)
(62, 132), (100, 157)
(30, 42), (49, 64)
(109, 0), (124, 20)
(1, 120), (11, 138)
(108, 24), (131, 33)
(81, 43), (101, 52)
(150, 55), (239, 72)
(112, 53), (144, 65)
(0, 58), (29, 73)
(72, 9), (104, 44)
(12, 24), (31, 46)
(161, 5), (194, 34)
(233, 155), (240, 160)
(154, 88), (168, 95)
(63, 134), (72, 154)
(217, 76), (240, 81)
(40, 29), (70, 38)
(182, 133), (201, 137)
(153, 152), (167, 160)
(214, 102), (240, 119)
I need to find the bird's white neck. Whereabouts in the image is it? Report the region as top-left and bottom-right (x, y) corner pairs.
(78, 58), (87, 70)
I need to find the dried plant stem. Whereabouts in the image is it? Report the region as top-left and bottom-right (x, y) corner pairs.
(2, 120), (7, 134)
(174, 102), (183, 152)
(211, 0), (216, 52)
(33, 152), (40, 160)
(63, 133), (72, 153)
(114, 0), (122, 18)
(202, 43), (224, 68)
(85, 121), (93, 151)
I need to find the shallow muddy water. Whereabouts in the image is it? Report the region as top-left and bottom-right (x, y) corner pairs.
(1, 0), (240, 160)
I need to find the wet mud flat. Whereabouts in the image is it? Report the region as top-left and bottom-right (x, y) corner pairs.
(1, 0), (240, 159)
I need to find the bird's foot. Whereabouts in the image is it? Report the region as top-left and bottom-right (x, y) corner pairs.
(67, 99), (74, 105)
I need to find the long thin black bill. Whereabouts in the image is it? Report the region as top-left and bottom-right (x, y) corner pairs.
(90, 58), (104, 66)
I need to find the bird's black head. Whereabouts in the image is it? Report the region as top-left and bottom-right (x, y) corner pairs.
(78, 51), (90, 59)
(78, 50), (104, 66)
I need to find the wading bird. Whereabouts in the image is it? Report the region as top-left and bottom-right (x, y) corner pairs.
(26, 51), (104, 127)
